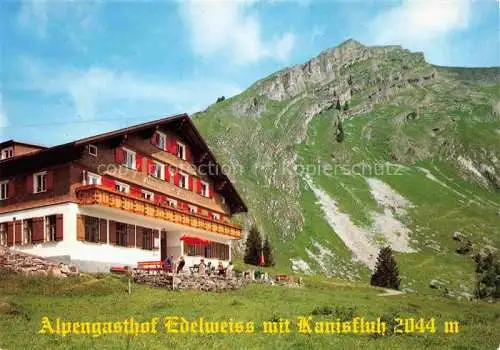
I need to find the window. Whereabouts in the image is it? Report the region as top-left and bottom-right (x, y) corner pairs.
(142, 190), (154, 201)
(87, 172), (101, 185)
(115, 182), (129, 193)
(141, 228), (153, 250)
(212, 213), (221, 221)
(200, 181), (209, 197)
(0, 181), (7, 200)
(179, 173), (189, 189)
(45, 215), (56, 242)
(152, 161), (165, 180)
(1, 147), (13, 160)
(88, 144), (98, 156)
(34, 172), (47, 193)
(189, 205), (198, 215)
(183, 241), (229, 260)
(84, 216), (100, 243)
(123, 148), (136, 169)
(157, 132), (166, 150)
(176, 142), (186, 160)
(23, 219), (33, 245)
(0, 223), (7, 246)
(167, 198), (177, 207)
(116, 223), (128, 247)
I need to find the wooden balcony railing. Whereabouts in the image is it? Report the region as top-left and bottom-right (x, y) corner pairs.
(75, 185), (242, 239)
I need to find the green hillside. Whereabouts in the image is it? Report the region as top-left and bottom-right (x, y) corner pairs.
(1, 271), (499, 349)
(193, 40), (500, 295)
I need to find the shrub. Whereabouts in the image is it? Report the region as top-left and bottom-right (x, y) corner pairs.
(474, 250), (500, 300)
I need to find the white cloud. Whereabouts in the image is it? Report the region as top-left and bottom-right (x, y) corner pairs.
(179, 0), (295, 65)
(18, 0), (101, 38)
(19, 59), (242, 120)
(18, 0), (49, 37)
(369, 0), (471, 46)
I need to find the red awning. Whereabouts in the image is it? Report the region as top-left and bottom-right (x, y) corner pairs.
(180, 235), (211, 245)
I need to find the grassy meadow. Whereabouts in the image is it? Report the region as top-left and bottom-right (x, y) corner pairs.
(0, 269), (498, 350)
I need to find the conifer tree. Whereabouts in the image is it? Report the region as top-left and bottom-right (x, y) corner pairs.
(262, 237), (275, 267)
(244, 226), (262, 266)
(370, 247), (400, 290)
(343, 101), (349, 111)
(336, 100), (342, 111)
(474, 250), (500, 300)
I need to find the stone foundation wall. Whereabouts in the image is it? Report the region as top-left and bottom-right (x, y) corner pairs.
(133, 271), (246, 292)
(0, 247), (79, 277)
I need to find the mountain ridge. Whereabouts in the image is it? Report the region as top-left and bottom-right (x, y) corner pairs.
(193, 40), (500, 296)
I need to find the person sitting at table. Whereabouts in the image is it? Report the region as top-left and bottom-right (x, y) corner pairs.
(176, 256), (185, 274)
(217, 261), (225, 276)
(163, 257), (172, 273)
(198, 259), (206, 275)
(225, 261), (233, 278)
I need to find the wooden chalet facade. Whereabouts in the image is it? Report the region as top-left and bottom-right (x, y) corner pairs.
(0, 114), (247, 272)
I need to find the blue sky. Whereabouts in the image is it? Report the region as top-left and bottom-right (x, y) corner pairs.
(0, 0), (498, 145)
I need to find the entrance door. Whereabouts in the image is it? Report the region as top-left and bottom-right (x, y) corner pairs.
(160, 230), (167, 261)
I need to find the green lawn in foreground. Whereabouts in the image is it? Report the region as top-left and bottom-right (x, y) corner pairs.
(0, 270), (498, 350)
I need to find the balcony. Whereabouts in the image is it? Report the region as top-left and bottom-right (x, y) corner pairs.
(75, 185), (242, 239)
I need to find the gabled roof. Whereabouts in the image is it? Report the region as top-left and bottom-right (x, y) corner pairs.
(0, 139), (48, 150)
(0, 114), (247, 214)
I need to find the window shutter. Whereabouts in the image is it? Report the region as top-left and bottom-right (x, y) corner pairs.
(109, 221), (117, 244)
(54, 214), (64, 241)
(76, 214), (85, 241)
(26, 174), (33, 194)
(32, 217), (45, 243)
(127, 224), (135, 247)
(186, 147), (192, 163)
(14, 221), (22, 244)
(151, 133), (157, 147)
(168, 137), (177, 154)
(147, 159), (154, 176)
(165, 167), (171, 182)
(136, 227), (143, 249)
(7, 180), (15, 198)
(101, 177), (115, 189)
(196, 178), (201, 194)
(135, 153), (142, 171)
(154, 194), (164, 205)
(173, 169), (180, 186)
(7, 222), (14, 246)
(188, 176), (193, 191)
(208, 184), (213, 198)
(115, 147), (124, 164)
(99, 219), (107, 243)
(131, 186), (141, 197)
(46, 171), (54, 191)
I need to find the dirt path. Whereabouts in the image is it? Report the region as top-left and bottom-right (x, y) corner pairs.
(377, 288), (404, 297)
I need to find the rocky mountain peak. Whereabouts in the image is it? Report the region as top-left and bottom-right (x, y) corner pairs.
(254, 40), (430, 102)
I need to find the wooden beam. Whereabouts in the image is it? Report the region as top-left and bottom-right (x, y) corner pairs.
(198, 152), (209, 163)
(216, 181), (227, 191)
